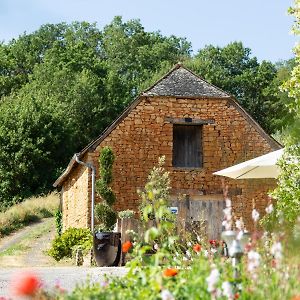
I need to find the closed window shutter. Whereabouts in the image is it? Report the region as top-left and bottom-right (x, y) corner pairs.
(173, 125), (202, 168)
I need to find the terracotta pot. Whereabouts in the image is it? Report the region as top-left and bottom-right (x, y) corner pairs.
(93, 232), (121, 267)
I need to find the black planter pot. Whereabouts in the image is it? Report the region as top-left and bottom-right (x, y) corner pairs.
(93, 232), (121, 267)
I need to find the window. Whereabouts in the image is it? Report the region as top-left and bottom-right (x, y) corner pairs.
(173, 125), (203, 168)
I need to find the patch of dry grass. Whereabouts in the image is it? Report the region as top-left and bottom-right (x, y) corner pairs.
(0, 193), (59, 237)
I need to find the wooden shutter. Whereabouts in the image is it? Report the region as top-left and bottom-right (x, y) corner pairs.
(173, 125), (202, 168)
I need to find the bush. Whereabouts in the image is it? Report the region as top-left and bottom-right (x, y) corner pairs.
(95, 146), (117, 231)
(48, 227), (92, 261)
(94, 203), (117, 231)
(55, 209), (63, 236)
(0, 193), (59, 237)
(118, 210), (135, 219)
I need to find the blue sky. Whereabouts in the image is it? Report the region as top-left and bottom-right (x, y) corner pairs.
(0, 0), (297, 62)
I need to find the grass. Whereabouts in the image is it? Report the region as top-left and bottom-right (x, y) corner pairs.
(0, 193), (59, 237)
(0, 243), (30, 257)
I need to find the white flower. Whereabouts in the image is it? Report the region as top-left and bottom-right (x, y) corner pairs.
(235, 218), (244, 231)
(236, 231), (244, 240)
(248, 250), (260, 272)
(203, 250), (209, 257)
(206, 268), (220, 293)
(161, 289), (175, 300)
(186, 250), (191, 258)
(211, 248), (217, 254)
(225, 198), (231, 208)
(265, 203), (273, 214)
(187, 241), (192, 247)
(252, 209), (260, 222)
(270, 242), (283, 261)
(223, 207), (232, 218)
(222, 281), (233, 299)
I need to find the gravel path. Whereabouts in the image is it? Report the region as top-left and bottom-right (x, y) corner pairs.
(0, 218), (59, 268)
(0, 220), (44, 253)
(0, 266), (128, 298)
(23, 219), (56, 267)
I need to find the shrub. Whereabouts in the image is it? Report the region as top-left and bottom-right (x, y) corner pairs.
(95, 147), (117, 231)
(118, 210), (135, 219)
(48, 227), (92, 261)
(55, 209), (63, 236)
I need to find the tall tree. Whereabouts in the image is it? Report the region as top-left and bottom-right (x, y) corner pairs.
(185, 42), (279, 133)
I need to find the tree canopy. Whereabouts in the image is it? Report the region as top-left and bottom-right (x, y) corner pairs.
(0, 17), (295, 208)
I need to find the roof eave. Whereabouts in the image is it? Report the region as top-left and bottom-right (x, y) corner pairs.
(53, 154), (77, 187)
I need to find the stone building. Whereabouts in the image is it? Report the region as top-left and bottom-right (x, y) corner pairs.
(54, 64), (281, 235)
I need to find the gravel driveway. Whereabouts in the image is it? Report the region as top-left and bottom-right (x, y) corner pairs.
(0, 266), (128, 298)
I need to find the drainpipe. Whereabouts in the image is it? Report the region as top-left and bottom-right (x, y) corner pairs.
(75, 154), (95, 233)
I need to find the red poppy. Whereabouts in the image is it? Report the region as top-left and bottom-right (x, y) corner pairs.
(193, 243), (202, 252)
(122, 241), (133, 253)
(234, 293), (240, 299)
(12, 272), (41, 296)
(209, 240), (219, 247)
(163, 268), (179, 277)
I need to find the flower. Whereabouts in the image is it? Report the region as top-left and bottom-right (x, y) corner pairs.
(235, 218), (244, 231)
(11, 271), (41, 296)
(193, 243), (202, 252)
(209, 240), (219, 247)
(100, 280), (109, 288)
(161, 289), (175, 300)
(206, 267), (220, 293)
(252, 209), (260, 222)
(122, 241), (133, 253)
(234, 293), (240, 299)
(163, 268), (179, 277)
(247, 250), (260, 273)
(270, 241), (283, 262)
(222, 281), (233, 299)
(265, 203), (273, 214)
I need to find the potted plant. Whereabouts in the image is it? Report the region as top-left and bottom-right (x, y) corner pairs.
(94, 146), (121, 267)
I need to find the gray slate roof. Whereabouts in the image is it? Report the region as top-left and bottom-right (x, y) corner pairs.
(143, 65), (230, 98)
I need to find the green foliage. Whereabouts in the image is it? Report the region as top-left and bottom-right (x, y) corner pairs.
(55, 209), (63, 236)
(95, 147), (117, 231)
(94, 203), (117, 231)
(263, 147), (300, 231)
(95, 181), (116, 206)
(282, 0), (300, 144)
(118, 209), (135, 219)
(48, 227), (92, 261)
(262, 1), (300, 231)
(64, 159), (299, 300)
(185, 42), (284, 133)
(0, 193), (59, 237)
(0, 18), (191, 208)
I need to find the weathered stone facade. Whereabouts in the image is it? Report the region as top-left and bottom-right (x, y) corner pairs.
(55, 65), (281, 233)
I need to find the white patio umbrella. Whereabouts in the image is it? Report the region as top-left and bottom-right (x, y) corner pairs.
(213, 149), (284, 179)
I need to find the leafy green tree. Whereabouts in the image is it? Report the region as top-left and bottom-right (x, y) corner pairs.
(0, 95), (68, 209)
(0, 23), (71, 97)
(263, 1), (300, 230)
(0, 19), (192, 208)
(186, 42), (280, 133)
(102, 16), (192, 107)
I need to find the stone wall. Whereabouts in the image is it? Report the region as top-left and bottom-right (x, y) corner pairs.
(63, 96), (279, 231)
(61, 160), (90, 231)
